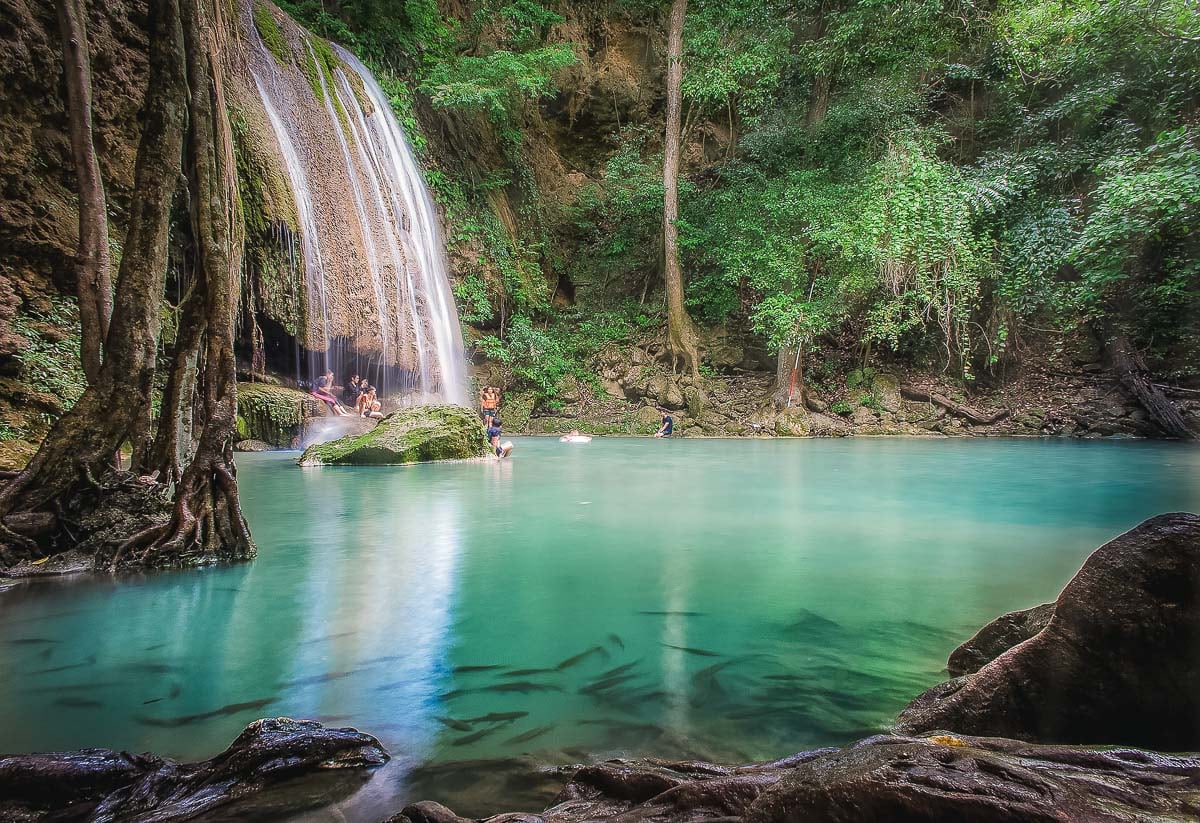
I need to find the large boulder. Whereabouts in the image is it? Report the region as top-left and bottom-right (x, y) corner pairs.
(896, 513), (1200, 749)
(298, 405), (488, 466)
(946, 602), (1054, 677)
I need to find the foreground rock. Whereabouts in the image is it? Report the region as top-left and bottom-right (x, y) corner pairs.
(384, 735), (1200, 823)
(897, 512), (1200, 750)
(237, 383), (319, 448)
(0, 718), (388, 822)
(945, 601), (1054, 677)
(299, 405), (488, 466)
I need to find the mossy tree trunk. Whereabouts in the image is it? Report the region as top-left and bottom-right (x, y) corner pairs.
(0, 0), (188, 563)
(55, 0), (111, 384)
(116, 0), (254, 564)
(662, 0), (701, 378)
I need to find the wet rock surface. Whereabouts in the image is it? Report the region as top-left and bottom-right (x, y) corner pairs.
(298, 405), (488, 466)
(383, 736), (1199, 823)
(946, 601), (1054, 677)
(236, 383), (320, 448)
(0, 718), (388, 822)
(897, 512), (1200, 750)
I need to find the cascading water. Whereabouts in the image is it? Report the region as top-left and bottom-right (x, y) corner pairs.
(245, 8), (468, 407)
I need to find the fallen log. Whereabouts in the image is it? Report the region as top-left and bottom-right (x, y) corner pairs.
(899, 385), (1008, 425)
(1110, 335), (1197, 440)
(0, 718), (388, 822)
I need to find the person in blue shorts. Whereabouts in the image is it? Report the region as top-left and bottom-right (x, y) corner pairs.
(655, 408), (674, 438)
(487, 418), (505, 456)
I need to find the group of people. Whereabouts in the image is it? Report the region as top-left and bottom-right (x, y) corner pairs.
(310, 371), (383, 419)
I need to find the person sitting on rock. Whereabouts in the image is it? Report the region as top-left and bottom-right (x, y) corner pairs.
(358, 385), (383, 419)
(312, 373), (349, 416)
(342, 374), (362, 407)
(655, 408), (674, 438)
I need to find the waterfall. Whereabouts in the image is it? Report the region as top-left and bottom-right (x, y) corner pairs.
(246, 14), (468, 407)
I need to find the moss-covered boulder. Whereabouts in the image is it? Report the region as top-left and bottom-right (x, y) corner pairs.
(298, 405), (488, 466)
(237, 383), (318, 448)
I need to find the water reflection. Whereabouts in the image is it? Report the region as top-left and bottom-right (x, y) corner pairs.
(0, 438), (1197, 821)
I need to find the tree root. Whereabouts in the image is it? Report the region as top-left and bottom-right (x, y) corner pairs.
(899, 385), (1008, 425)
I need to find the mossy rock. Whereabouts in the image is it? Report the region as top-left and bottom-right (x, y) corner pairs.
(298, 405), (488, 466)
(237, 383), (318, 448)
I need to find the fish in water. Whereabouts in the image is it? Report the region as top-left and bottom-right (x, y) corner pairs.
(31, 655), (97, 675)
(465, 711), (528, 724)
(168, 682), (182, 699)
(662, 643), (720, 657)
(53, 697), (102, 708)
(451, 726), (500, 746)
(483, 681), (563, 694)
(506, 725), (554, 744)
(142, 698), (163, 705)
(607, 634), (624, 650)
(123, 663), (182, 675)
(436, 688), (473, 700)
(281, 671), (352, 688)
(638, 611), (705, 617)
(453, 664), (507, 674)
(143, 643), (167, 652)
(597, 661), (640, 680)
(555, 646), (608, 670)
(360, 655), (405, 666)
(134, 697), (276, 728)
(579, 673), (639, 695)
(784, 609), (842, 634)
(436, 716), (473, 732)
(299, 632), (356, 646)
(6, 638), (60, 646)
(503, 667), (557, 677)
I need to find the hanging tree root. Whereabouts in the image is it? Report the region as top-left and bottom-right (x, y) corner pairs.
(899, 385), (1009, 425)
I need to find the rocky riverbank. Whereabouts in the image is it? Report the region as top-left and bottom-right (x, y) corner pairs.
(3, 513), (1197, 821)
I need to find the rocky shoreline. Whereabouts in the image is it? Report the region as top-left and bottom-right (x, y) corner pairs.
(3, 513), (1197, 822)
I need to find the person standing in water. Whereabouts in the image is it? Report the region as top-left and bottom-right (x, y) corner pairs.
(487, 417), (512, 457)
(655, 408), (674, 438)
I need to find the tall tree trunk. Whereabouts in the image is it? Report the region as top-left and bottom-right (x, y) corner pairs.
(773, 345), (803, 410)
(55, 0), (111, 383)
(0, 0), (187, 556)
(662, 0), (701, 378)
(118, 0), (253, 564)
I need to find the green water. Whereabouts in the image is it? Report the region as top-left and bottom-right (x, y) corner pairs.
(1, 437), (1197, 818)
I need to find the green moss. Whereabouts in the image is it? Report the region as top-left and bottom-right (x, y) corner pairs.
(253, 3), (290, 66)
(238, 383), (317, 447)
(300, 40), (325, 104)
(299, 406), (488, 466)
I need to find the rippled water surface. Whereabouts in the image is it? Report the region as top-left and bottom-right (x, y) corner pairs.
(2, 437), (1197, 819)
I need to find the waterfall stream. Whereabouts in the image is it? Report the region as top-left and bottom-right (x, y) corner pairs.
(247, 20), (467, 407)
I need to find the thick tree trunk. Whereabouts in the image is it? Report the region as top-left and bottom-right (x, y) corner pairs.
(117, 0), (253, 564)
(662, 0), (701, 378)
(1109, 335), (1196, 440)
(773, 345), (803, 410)
(0, 0), (187, 559)
(55, 0), (111, 384)
(899, 385), (1008, 425)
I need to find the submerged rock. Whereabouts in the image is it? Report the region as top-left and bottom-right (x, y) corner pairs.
(0, 718), (388, 822)
(896, 512), (1200, 750)
(298, 405), (488, 466)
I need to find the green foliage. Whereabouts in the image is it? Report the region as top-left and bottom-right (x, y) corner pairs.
(420, 44), (577, 120)
(830, 400), (853, 417)
(12, 297), (87, 413)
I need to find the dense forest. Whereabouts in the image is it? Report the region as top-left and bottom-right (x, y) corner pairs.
(275, 0), (1199, 421)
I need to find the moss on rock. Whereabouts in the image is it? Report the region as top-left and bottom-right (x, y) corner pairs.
(238, 383), (318, 448)
(253, 3), (290, 66)
(298, 405), (488, 466)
